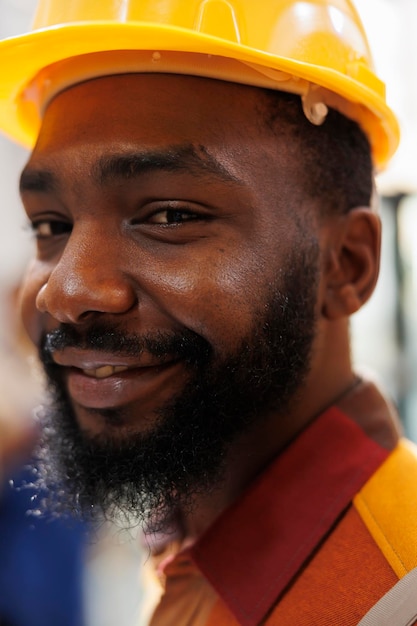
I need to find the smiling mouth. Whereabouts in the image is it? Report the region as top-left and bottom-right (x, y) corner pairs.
(56, 357), (187, 415)
(82, 365), (130, 379)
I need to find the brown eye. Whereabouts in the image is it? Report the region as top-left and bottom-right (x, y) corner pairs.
(148, 209), (199, 224)
(32, 220), (72, 238)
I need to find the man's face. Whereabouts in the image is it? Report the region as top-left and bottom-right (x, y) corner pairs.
(20, 74), (322, 524)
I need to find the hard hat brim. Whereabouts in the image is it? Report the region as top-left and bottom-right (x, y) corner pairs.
(0, 21), (399, 167)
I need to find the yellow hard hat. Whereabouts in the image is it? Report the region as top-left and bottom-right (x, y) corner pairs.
(0, 0), (399, 168)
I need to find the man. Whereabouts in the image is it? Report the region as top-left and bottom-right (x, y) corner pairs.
(0, 0), (416, 624)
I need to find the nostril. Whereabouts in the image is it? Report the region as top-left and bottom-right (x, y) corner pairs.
(78, 310), (98, 322)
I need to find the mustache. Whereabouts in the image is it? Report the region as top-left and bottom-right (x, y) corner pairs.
(40, 323), (211, 367)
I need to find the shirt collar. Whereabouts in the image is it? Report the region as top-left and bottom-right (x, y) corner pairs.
(190, 406), (389, 626)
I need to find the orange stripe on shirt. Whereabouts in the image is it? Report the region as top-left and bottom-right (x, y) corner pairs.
(205, 506), (398, 626)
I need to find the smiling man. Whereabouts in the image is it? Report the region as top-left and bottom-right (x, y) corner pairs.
(1, 1), (417, 625)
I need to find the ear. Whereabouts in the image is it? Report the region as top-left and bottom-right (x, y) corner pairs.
(322, 207), (381, 320)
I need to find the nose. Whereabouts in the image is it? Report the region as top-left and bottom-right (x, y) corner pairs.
(36, 229), (137, 324)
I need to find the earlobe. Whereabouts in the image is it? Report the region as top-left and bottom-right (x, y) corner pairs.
(322, 208), (381, 320)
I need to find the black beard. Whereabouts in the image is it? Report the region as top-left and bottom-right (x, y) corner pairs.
(32, 241), (319, 532)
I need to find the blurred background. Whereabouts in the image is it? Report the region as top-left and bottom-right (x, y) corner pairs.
(0, 1), (415, 625)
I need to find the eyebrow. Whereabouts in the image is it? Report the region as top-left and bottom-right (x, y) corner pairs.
(93, 144), (241, 186)
(20, 143), (242, 194)
(19, 169), (58, 194)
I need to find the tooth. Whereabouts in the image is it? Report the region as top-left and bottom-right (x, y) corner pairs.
(83, 368), (97, 378)
(94, 365), (116, 379)
(82, 365), (129, 379)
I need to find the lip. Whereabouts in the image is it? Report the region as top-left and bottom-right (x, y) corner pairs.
(51, 348), (185, 410)
(51, 347), (169, 370)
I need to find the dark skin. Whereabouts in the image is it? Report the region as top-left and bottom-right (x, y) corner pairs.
(19, 74), (381, 538)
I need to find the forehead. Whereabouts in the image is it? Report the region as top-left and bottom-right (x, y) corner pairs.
(31, 74), (300, 169)
(27, 74), (306, 213)
(35, 74), (266, 150)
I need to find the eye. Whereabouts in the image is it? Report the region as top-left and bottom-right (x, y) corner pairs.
(31, 219), (72, 239)
(147, 208), (200, 225)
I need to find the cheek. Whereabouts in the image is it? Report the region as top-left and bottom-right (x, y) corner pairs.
(147, 248), (270, 350)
